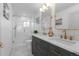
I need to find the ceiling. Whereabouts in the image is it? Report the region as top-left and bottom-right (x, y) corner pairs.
(11, 3), (42, 17)
(55, 3), (77, 13)
(11, 3), (77, 17)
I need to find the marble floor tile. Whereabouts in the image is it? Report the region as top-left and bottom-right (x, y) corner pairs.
(11, 44), (33, 56)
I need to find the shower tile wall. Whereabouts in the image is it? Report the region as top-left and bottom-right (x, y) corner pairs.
(11, 16), (33, 56)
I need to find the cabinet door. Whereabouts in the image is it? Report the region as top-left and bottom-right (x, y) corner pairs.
(48, 43), (61, 56)
(32, 36), (38, 56)
(32, 36), (43, 56)
(32, 36), (48, 56)
(39, 39), (48, 56)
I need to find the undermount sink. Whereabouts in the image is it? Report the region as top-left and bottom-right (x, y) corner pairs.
(50, 37), (77, 45)
(57, 39), (76, 45)
(34, 34), (78, 46)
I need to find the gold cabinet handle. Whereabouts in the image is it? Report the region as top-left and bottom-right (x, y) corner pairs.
(0, 41), (3, 48)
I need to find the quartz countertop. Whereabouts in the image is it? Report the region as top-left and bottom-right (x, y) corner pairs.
(32, 33), (79, 55)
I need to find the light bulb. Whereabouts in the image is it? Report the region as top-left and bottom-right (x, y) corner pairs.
(40, 8), (43, 12)
(42, 4), (48, 10)
(40, 8), (45, 12)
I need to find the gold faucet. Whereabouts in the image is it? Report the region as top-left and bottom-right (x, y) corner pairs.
(48, 27), (54, 37)
(63, 29), (67, 39)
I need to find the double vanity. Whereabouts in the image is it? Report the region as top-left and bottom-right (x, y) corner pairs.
(32, 33), (79, 56)
(31, 3), (79, 56)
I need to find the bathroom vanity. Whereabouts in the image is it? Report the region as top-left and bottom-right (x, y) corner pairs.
(32, 34), (79, 56)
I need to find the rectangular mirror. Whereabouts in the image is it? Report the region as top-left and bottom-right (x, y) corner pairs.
(55, 3), (79, 30)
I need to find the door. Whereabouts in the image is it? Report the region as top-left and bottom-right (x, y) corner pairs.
(0, 3), (13, 56)
(0, 18), (13, 56)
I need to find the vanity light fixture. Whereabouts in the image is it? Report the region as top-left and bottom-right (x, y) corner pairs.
(40, 4), (48, 12)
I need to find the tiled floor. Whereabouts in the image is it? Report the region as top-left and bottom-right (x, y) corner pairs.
(11, 43), (32, 56)
(11, 28), (33, 56)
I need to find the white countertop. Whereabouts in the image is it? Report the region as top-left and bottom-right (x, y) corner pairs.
(32, 33), (79, 55)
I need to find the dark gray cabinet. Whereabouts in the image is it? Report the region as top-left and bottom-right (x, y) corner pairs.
(32, 36), (48, 56)
(32, 36), (78, 56)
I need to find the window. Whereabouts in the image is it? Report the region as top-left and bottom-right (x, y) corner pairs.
(23, 21), (30, 27)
